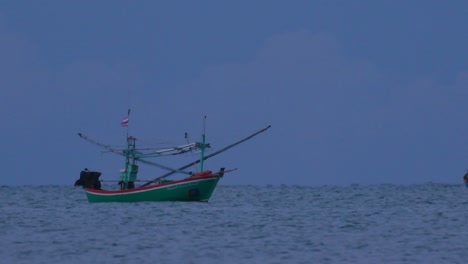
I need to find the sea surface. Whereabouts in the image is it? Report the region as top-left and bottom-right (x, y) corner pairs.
(1, 184), (468, 264)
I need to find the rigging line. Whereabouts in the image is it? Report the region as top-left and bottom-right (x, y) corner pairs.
(78, 133), (124, 156)
(185, 132), (198, 172)
(140, 125), (271, 187)
(78, 133), (199, 158)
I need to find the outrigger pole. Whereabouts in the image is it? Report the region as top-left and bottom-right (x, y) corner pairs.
(77, 132), (196, 175)
(140, 125), (271, 187)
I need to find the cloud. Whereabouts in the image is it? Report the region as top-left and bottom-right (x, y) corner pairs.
(174, 31), (383, 184)
(0, 16), (144, 129)
(0, 18), (145, 185)
(2, 20), (466, 185)
(180, 30), (468, 185)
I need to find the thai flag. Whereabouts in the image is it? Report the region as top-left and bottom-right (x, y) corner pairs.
(121, 116), (129, 127)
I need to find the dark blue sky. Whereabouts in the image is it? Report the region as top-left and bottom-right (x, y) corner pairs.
(2, 1), (468, 186)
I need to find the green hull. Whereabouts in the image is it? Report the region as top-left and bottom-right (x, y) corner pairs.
(85, 175), (221, 203)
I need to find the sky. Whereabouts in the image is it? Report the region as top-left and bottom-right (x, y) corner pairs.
(1, 1), (468, 186)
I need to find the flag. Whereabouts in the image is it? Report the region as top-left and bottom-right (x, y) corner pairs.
(121, 116), (129, 127)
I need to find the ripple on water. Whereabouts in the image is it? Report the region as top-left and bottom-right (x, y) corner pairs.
(1, 184), (468, 263)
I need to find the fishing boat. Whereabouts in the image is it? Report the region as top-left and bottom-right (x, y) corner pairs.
(74, 114), (271, 203)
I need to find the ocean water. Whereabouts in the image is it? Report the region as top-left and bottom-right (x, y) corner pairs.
(1, 184), (468, 264)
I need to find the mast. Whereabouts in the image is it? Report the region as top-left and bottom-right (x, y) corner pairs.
(200, 116), (206, 172)
(126, 109), (130, 138)
(119, 109), (138, 190)
(119, 136), (138, 190)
